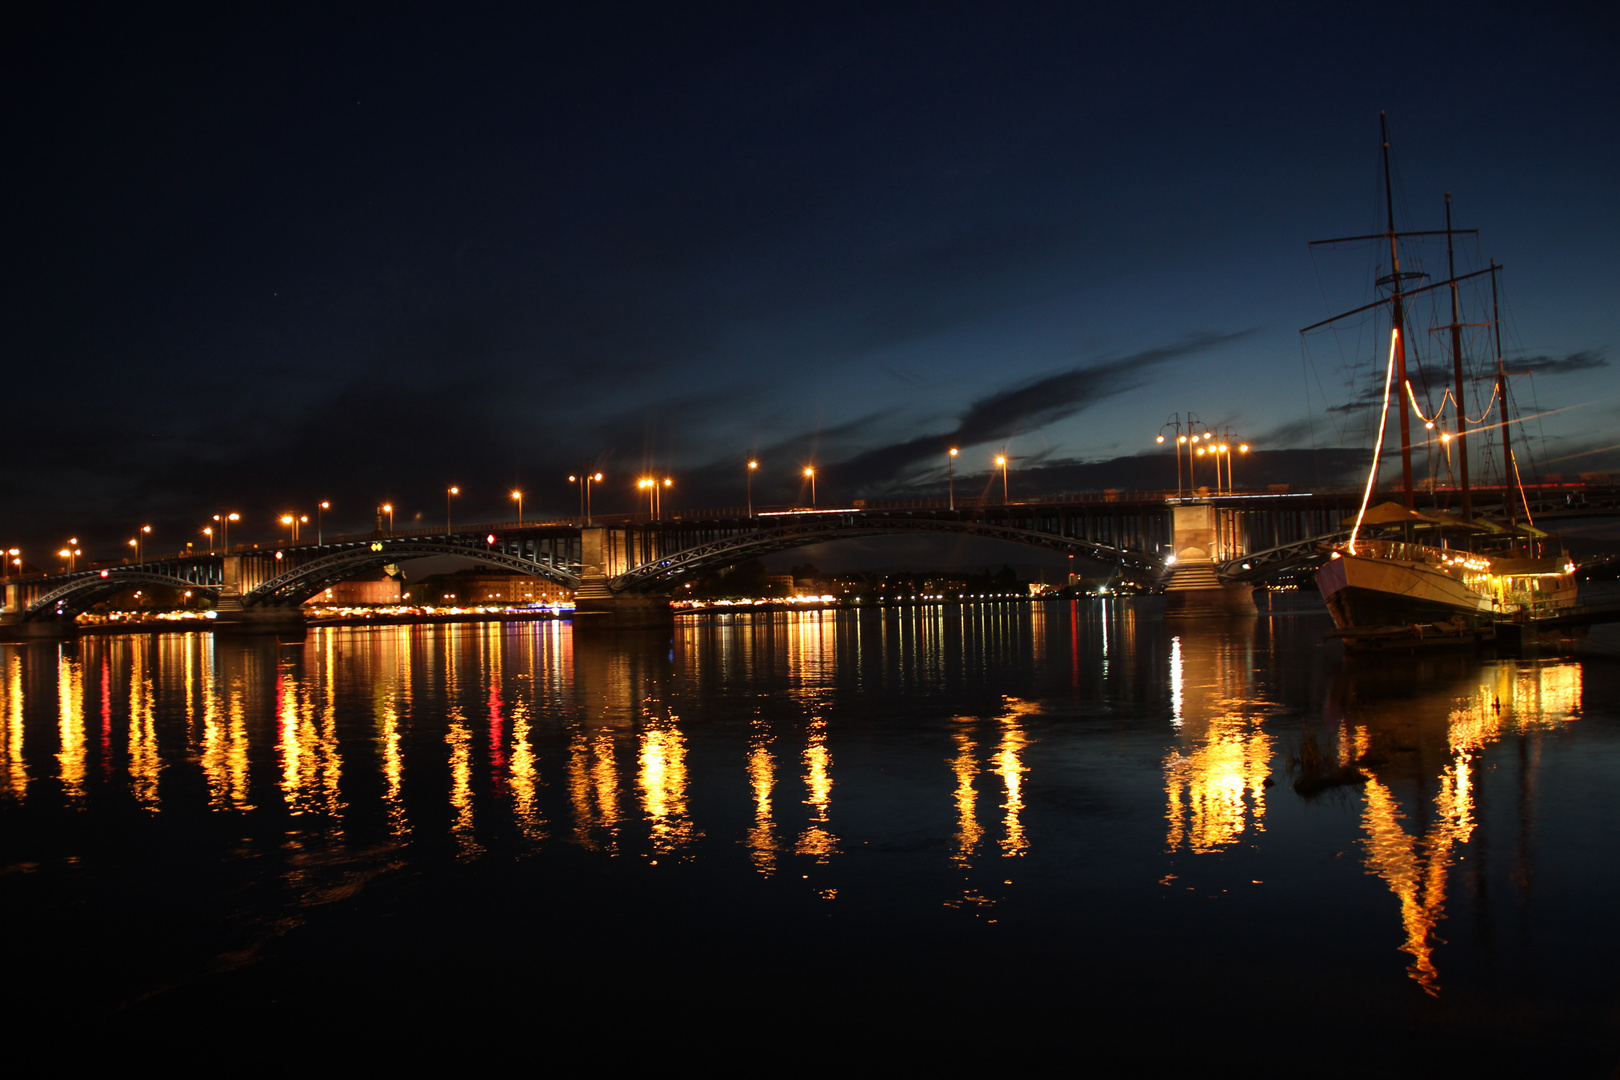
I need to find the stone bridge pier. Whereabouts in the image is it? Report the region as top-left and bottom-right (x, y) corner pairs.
(213, 554), (307, 634)
(573, 527), (674, 631)
(1163, 503), (1256, 617)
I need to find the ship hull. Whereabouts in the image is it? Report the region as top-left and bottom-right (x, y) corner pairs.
(1314, 552), (1494, 631)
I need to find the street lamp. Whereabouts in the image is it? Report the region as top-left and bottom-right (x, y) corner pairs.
(803, 466), (816, 506)
(447, 486), (459, 533)
(317, 501), (330, 545)
(1158, 413), (1195, 497)
(381, 503), (395, 535)
(4, 548), (17, 580)
(747, 460), (758, 517)
(213, 513), (239, 550)
(637, 477), (673, 519)
(59, 541), (82, 571)
(128, 524), (151, 561)
(948, 448), (958, 510)
(568, 473), (603, 524)
(510, 490), (523, 527)
(995, 451), (1009, 503)
(203, 526), (213, 552)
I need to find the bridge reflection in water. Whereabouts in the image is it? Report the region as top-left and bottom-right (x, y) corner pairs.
(0, 608), (1605, 1036)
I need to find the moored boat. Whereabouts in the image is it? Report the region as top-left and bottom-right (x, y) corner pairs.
(1304, 115), (1577, 642)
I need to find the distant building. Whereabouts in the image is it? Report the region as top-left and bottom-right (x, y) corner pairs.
(306, 579), (402, 606)
(417, 571), (572, 606)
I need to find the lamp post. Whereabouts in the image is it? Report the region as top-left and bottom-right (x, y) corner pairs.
(1157, 413), (1190, 497)
(803, 466), (816, 506)
(203, 526), (213, 553)
(60, 540), (81, 572)
(4, 548), (17, 580)
(447, 487), (459, 533)
(948, 448), (958, 510)
(510, 491), (522, 527)
(382, 503), (395, 535)
(569, 473), (603, 524)
(214, 513), (239, 550)
(637, 478), (672, 520)
(747, 460), (758, 517)
(317, 501), (330, 545)
(128, 524), (151, 562)
(995, 451), (1009, 503)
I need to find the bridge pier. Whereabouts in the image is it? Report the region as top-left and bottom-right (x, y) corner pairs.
(573, 527), (673, 631)
(213, 561), (307, 634)
(1164, 503), (1255, 617)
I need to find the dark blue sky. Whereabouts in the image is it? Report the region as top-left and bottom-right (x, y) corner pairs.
(5, 3), (1617, 566)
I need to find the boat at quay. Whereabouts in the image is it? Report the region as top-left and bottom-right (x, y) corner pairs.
(1305, 116), (1576, 645)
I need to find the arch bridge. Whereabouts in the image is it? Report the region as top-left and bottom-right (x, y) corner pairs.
(2, 493), (1358, 631)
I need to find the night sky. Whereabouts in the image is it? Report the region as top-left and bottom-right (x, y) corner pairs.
(6, 4), (1618, 570)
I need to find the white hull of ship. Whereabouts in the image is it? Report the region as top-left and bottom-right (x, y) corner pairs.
(1315, 552), (1496, 631)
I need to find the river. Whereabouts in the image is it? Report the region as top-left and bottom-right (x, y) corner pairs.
(2, 602), (1615, 1069)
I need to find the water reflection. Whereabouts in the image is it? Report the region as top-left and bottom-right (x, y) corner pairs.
(0, 609), (1605, 1019)
(1163, 627), (1273, 854)
(1331, 657), (1583, 994)
(795, 715), (837, 861)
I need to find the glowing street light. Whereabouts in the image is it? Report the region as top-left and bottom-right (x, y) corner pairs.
(447, 486), (459, 533)
(568, 472), (604, 524)
(59, 541), (82, 571)
(4, 548), (17, 580)
(127, 524), (151, 562)
(638, 477), (673, 519)
(510, 490), (523, 527)
(948, 448), (959, 510)
(803, 466), (816, 506)
(213, 513), (240, 550)
(747, 460), (759, 517)
(317, 500), (330, 545)
(381, 503), (395, 535)
(1157, 413), (1200, 497)
(203, 526), (213, 552)
(995, 451), (1009, 503)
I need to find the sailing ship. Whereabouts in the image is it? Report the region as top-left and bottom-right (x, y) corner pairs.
(1306, 115), (1577, 643)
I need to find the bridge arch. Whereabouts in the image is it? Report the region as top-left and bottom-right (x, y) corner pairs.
(25, 570), (218, 618)
(246, 540), (582, 608)
(611, 514), (1164, 594)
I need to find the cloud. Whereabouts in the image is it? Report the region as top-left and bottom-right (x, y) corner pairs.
(828, 330), (1257, 491)
(1514, 350), (1607, 377)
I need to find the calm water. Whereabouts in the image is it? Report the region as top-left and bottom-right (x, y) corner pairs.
(3, 603), (1617, 1068)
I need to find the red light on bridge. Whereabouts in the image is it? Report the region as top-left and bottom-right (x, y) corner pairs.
(100, 570), (109, 578)
(487, 534), (496, 545)
(275, 551), (284, 560)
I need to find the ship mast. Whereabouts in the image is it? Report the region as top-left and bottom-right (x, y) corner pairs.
(1379, 113), (1416, 509)
(1445, 193), (1472, 520)
(1302, 114), (1479, 512)
(1491, 260), (1518, 526)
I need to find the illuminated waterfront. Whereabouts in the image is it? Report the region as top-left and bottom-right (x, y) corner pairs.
(2, 604), (1615, 1067)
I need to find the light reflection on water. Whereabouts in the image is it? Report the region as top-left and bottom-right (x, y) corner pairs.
(0, 604), (1611, 1038)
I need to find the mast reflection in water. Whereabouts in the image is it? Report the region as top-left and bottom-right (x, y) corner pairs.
(1, 606), (1615, 1066)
